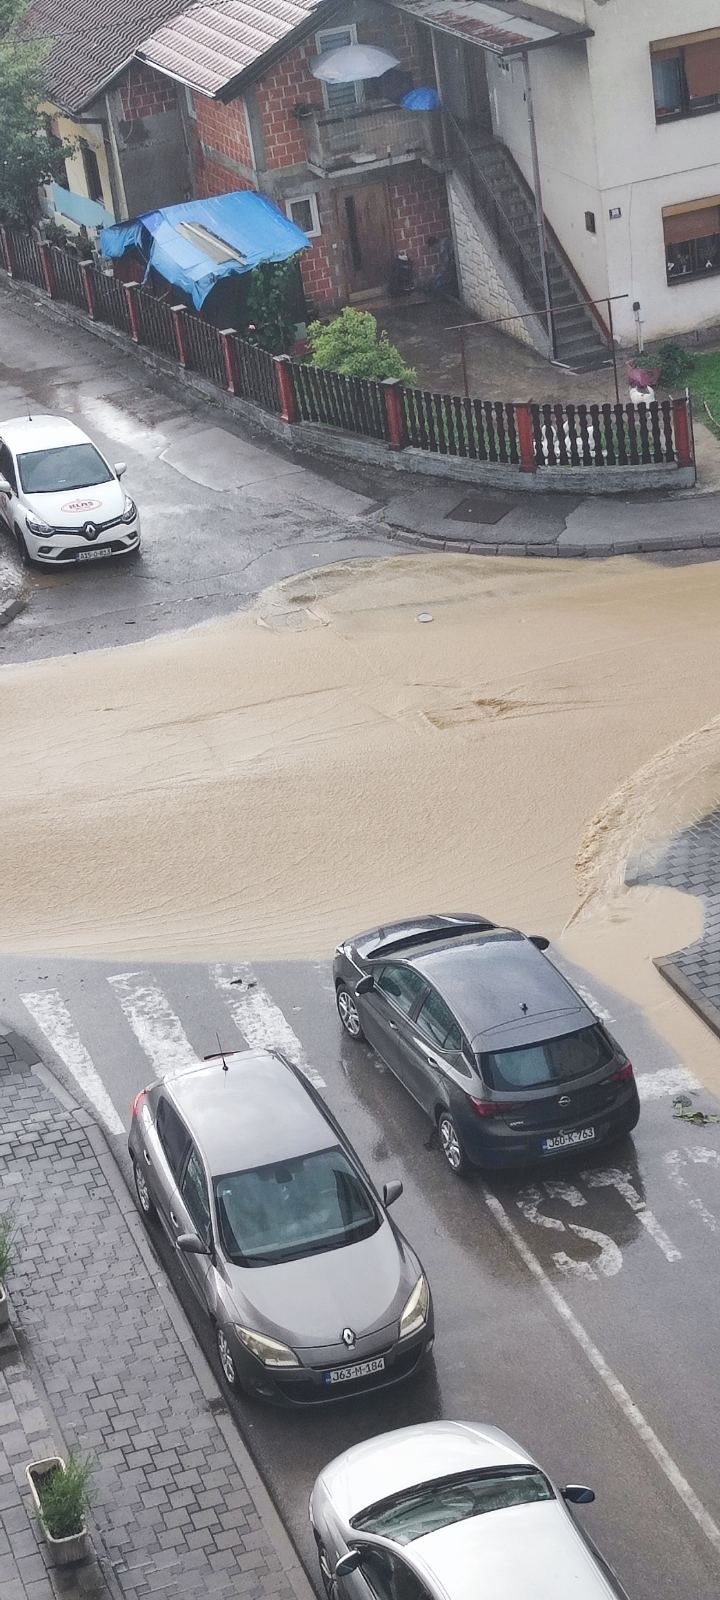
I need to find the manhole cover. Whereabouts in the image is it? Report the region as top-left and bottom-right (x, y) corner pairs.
(445, 494), (514, 525)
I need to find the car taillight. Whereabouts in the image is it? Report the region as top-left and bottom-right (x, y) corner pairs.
(468, 1096), (522, 1117)
(609, 1061), (634, 1084)
(131, 1088), (148, 1118)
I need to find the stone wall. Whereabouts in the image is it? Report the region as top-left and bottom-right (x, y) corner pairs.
(447, 172), (550, 357)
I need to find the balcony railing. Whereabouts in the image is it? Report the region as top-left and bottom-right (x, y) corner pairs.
(303, 101), (440, 174)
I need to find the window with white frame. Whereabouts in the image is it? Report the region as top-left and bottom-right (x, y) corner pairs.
(286, 193), (321, 237)
(316, 26), (362, 114)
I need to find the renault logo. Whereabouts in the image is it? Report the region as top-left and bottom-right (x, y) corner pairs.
(83, 521), (98, 540)
(341, 1328), (356, 1348)
(558, 1095), (571, 1106)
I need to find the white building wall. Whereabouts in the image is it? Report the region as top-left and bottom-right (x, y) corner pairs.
(486, 0), (720, 345)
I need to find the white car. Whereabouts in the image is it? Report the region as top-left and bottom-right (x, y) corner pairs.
(0, 415), (140, 566)
(310, 1421), (629, 1600)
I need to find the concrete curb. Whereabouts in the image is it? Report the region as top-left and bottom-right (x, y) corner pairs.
(384, 524), (720, 558)
(0, 591), (27, 628)
(654, 957), (720, 1041)
(4, 1031), (316, 1600)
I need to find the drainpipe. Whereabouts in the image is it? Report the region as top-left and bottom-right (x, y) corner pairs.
(104, 91), (128, 219)
(521, 50), (555, 359)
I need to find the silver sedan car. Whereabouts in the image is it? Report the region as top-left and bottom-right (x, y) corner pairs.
(128, 1049), (433, 1403)
(310, 1421), (629, 1600)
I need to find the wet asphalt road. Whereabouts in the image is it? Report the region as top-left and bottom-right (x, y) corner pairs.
(0, 290), (393, 664)
(1, 950), (719, 1600)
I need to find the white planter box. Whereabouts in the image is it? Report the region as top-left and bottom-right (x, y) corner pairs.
(0, 1283), (8, 1330)
(26, 1456), (90, 1566)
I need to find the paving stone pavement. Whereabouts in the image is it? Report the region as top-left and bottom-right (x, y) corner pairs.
(0, 1030), (313, 1600)
(626, 808), (720, 1034)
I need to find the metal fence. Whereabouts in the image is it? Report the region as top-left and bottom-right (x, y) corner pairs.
(403, 389), (519, 462)
(184, 314), (226, 386)
(231, 335), (280, 413)
(51, 248), (87, 310)
(293, 363), (388, 441)
(89, 266), (131, 334)
(9, 230), (45, 290)
(529, 401), (676, 467)
(135, 290), (177, 359)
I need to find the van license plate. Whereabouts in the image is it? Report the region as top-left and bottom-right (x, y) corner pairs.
(543, 1126), (595, 1152)
(323, 1357), (385, 1385)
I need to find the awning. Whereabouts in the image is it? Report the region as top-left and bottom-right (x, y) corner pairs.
(100, 191), (309, 309)
(390, 0), (592, 56)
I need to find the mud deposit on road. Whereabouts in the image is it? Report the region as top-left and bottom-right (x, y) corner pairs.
(2, 552), (720, 962)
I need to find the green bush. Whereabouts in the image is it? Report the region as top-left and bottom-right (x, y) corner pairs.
(308, 308), (416, 384)
(37, 1452), (94, 1540)
(0, 1211), (14, 1283)
(245, 255), (300, 354)
(657, 341), (694, 390)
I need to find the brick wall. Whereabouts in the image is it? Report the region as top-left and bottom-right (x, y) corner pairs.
(389, 165), (450, 282)
(119, 62), (178, 121)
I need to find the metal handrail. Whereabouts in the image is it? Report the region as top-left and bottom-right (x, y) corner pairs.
(443, 111), (547, 322)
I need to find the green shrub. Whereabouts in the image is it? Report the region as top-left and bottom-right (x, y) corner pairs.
(308, 308), (416, 384)
(37, 1452), (94, 1540)
(0, 1211), (14, 1283)
(245, 255), (301, 354)
(657, 341), (694, 390)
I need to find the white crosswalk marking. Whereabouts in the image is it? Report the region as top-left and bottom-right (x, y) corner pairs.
(20, 989), (124, 1136)
(211, 963), (326, 1088)
(108, 971), (199, 1078)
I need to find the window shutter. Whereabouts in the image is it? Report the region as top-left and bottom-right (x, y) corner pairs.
(664, 205), (720, 244)
(684, 38), (720, 98)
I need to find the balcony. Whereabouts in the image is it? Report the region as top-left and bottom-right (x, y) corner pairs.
(302, 102), (441, 176)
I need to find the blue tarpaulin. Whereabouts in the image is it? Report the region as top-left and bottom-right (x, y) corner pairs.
(100, 191), (309, 309)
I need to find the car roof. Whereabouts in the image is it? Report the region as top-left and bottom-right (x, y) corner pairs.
(410, 1498), (618, 1600)
(164, 1050), (333, 1175)
(320, 1422), (530, 1523)
(0, 415), (90, 451)
(396, 930), (591, 1050)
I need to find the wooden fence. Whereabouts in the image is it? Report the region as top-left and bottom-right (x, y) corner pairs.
(0, 225), (695, 478)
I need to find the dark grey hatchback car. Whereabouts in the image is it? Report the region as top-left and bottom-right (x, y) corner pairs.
(334, 914), (640, 1174)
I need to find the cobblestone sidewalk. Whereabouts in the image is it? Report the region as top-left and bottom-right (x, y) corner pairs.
(0, 1029), (313, 1600)
(627, 808), (720, 1034)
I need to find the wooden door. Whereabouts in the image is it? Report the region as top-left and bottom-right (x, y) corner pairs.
(339, 182), (393, 296)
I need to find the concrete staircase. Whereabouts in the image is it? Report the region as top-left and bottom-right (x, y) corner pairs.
(466, 136), (610, 373)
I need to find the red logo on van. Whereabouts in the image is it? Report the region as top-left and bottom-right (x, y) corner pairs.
(60, 497), (102, 512)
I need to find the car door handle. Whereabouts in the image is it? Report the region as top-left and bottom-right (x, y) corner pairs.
(169, 1210), (181, 1231)
(420, 1048), (442, 1069)
(143, 1148), (152, 1165)
(388, 1021), (398, 1030)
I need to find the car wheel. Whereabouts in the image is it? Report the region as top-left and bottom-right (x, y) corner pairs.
(15, 527), (34, 567)
(438, 1110), (469, 1176)
(216, 1325), (240, 1391)
(132, 1158), (157, 1220)
(336, 984), (365, 1041)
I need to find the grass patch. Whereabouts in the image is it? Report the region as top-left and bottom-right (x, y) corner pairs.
(688, 351), (720, 436)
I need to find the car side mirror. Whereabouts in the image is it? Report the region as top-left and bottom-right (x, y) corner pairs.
(355, 974), (374, 995)
(0, 475), (11, 495)
(114, 461), (127, 477)
(529, 935), (550, 951)
(334, 1550), (363, 1583)
(563, 1485), (595, 1505)
(382, 1179), (403, 1208)
(176, 1232), (207, 1257)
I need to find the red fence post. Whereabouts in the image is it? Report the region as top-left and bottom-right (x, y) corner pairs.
(672, 396), (693, 468)
(515, 402), (537, 473)
(79, 259), (97, 320)
(0, 226), (16, 276)
(383, 378), (406, 451)
(220, 329), (239, 394)
(38, 240), (56, 298)
(123, 281), (141, 342)
(171, 304), (189, 367)
(274, 355), (298, 423)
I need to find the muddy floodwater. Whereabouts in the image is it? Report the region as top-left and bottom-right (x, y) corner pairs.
(2, 552), (720, 978)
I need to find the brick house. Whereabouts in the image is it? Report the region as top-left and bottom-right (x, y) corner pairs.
(132, 0), (452, 314)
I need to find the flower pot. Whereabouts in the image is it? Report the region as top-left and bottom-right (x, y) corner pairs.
(26, 1457), (90, 1566)
(0, 1283), (8, 1330)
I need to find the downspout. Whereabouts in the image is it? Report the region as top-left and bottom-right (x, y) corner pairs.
(104, 91), (128, 218)
(521, 50), (555, 359)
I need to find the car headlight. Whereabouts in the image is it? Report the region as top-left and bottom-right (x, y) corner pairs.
(26, 514), (53, 536)
(121, 495), (137, 524)
(399, 1274), (430, 1339)
(234, 1326), (300, 1367)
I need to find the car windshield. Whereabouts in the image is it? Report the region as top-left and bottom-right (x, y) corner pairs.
(352, 1468), (554, 1543)
(18, 443), (113, 493)
(213, 1146), (379, 1267)
(481, 1023), (614, 1092)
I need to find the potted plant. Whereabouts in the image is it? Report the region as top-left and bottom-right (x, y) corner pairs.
(0, 1211), (14, 1330)
(26, 1450), (94, 1565)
